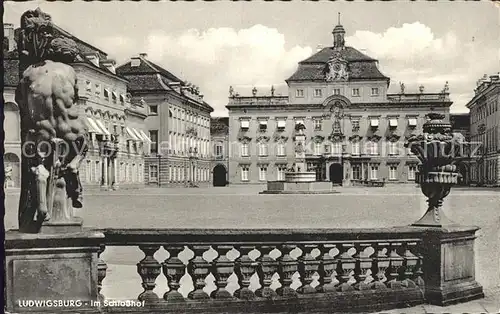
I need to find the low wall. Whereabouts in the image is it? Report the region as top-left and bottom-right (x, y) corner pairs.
(267, 181), (332, 192)
(285, 172), (316, 183)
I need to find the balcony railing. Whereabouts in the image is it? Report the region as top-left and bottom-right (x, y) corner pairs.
(96, 227), (426, 313)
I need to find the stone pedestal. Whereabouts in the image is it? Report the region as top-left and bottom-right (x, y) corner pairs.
(5, 230), (104, 313)
(416, 225), (484, 306)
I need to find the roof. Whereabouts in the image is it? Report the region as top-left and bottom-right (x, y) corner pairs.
(287, 46), (389, 82)
(116, 57), (183, 84)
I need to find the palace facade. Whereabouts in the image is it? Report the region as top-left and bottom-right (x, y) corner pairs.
(226, 23), (452, 185)
(116, 55), (214, 187)
(466, 73), (500, 186)
(210, 118), (230, 186)
(3, 23), (150, 190)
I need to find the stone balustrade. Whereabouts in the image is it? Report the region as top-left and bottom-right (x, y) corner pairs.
(96, 227), (428, 313)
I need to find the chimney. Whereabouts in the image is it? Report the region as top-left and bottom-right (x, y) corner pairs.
(131, 56), (141, 67)
(84, 53), (100, 67)
(3, 23), (16, 52)
(490, 74), (499, 82)
(101, 59), (116, 74)
(168, 82), (181, 93)
(139, 53), (148, 58)
(316, 44), (323, 52)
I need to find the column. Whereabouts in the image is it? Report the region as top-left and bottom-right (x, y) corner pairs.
(102, 157), (108, 190)
(113, 158), (119, 190)
(361, 163), (365, 180)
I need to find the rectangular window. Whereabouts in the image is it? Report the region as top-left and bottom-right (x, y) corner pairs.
(351, 142), (360, 155)
(314, 89), (322, 97)
(408, 165), (416, 180)
(408, 118), (417, 127)
(371, 87), (379, 96)
(259, 143), (268, 156)
(352, 88), (360, 97)
(149, 130), (158, 154)
(241, 166), (249, 181)
(149, 165), (158, 182)
(296, 89), (304, 97)
(389, 118), (398, 128)
(314, 119), (322, 131)
(332, 142), (342, 155)
(277, 119), (286, 130)
(259, 166), (267, 181)
(370, 165), (378, 180)
(241, 143), (249, 157)
(85, 80), (92, 92)
(215, 144), (223, 158)
(259, 120), (268, 131)
(389, 165), (398, 180)
(314, 142), (322, 155)
(371, 141), (379, 155)
(333, 88), (340, 95)
(370, 118), (379, 128)
(352, 165), (361, 180)
(389, 142), (398, 155)
(277, 143), (286, 156)
(240, 120), (250, 129)
(277, 166), (286, 181)
(324, 143), (331, 155)
(149, 105), (158, 115)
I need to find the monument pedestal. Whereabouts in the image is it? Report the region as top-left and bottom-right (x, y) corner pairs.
(5, 230), (104, 313)
(416, 225), (484, 306)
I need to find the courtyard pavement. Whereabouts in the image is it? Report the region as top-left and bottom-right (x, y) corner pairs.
(5, 184), (500, 312)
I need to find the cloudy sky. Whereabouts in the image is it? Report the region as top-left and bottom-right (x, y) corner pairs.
(5, 1), (499, 116)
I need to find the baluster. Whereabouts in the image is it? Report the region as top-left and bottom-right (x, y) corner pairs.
(137, 245), (162, 303)
(187, 245), (211, 300)
(412, 242), (425, 286)
(370, 242), (389, 290)
(211, 245), (235, 299)
(255, 245), (278, 298)
(336, 243), (355, 292)
(353, 243), (372, 291)
(276, 244), (299, 297)
(162, 245), (186, 302)
(97, 244), (107, 302)
(316, 244), (337, 293)
(234, 245), (257, 300)
(298, 244), (320, 294)
(400, 242), (418, 288)
(386, 242), (404, 289)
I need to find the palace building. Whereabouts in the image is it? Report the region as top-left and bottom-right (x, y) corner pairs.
(466, 73), (500, 186)
(116, 55), (214, 187)
(210, 117), (230, 187)
(3, 23), (150, 190)
(226, 22), (452, 185)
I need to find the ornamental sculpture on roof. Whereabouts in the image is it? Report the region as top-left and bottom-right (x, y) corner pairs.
(325, 51), (349, 81)
(15, 8), (88, 233)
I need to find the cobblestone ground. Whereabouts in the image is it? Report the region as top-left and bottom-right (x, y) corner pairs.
(5, 184), (500, 310)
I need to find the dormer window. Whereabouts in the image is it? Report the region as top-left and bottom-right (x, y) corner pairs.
(104, 88), (110, 99)
(119, 94), (125, 104)
(408, 118), (417, 128)
(112, 91), (118, 103)
(314, 89), (322, 98)
(240, 120), (250, 130)
(259, 120), (267, 131)
(352, 88), (360, 97)
(370, 118), (379, 128)
(371, 88), (379, 96)
(296, 89), (304, 98)
(131, 57), (141, 67)
(389, 118), (398, 128)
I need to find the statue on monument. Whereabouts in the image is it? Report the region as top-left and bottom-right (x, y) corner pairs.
(15, 8), (88, 233)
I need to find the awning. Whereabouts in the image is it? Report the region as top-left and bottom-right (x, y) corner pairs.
(241, 120), (250, 128)
(131, 128), (143, 141)
(277, 120), (286, 128)
(408, 118), (417, 126)
(389, 119), (398, 127)
(85, 117), (103, 134)
(95, 120), (111, 135)
(370, 119), (379, 127)
(139, 130), (152, 143)
(126, 127), (140, 141)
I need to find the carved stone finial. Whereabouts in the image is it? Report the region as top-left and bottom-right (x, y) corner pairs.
(252, 87), (257, 96)
(419, 85), (425, 93)
(399, 82), (405, 94)
(271, 85), (275, 96)
(229, 86), (234, 97)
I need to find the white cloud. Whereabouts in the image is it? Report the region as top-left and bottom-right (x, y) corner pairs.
(346, 22), (497, 112)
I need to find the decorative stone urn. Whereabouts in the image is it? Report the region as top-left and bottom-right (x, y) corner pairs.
(405, 113), (465, 227)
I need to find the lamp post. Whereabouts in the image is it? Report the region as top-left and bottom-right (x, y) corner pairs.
(405, 113), (466, 227)
(157, 152), (162, 187)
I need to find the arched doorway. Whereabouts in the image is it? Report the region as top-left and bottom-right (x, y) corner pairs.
(213, 164), (227, 187)
(4, 152), (20, 188)
(329, 163), (343, 185)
